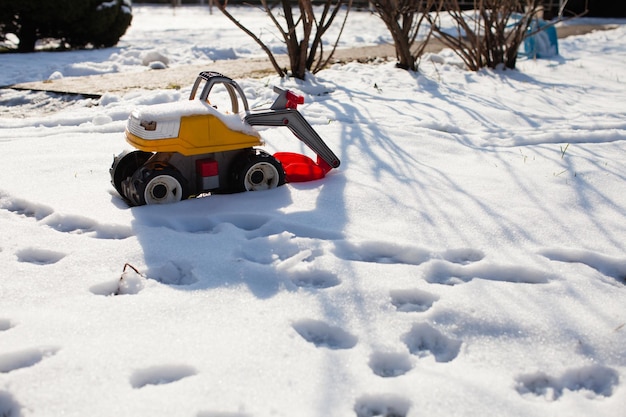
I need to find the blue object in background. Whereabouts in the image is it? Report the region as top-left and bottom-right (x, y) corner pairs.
(523, 19), (559, 58)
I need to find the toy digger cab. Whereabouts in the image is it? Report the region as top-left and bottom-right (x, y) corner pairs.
(110, 71), (340, 206)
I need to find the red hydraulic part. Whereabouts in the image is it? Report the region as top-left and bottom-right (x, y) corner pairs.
(245, 86), (340, 183)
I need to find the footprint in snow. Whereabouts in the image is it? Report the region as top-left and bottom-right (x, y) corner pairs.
(0, 193), (53, 220)
(237, 232), (305, 266)
(402, 322), (461, 363)
(152, 210), (340, 242)
(0, 318), (14, 332)
(15, 247), (66, 265)
(539, 247), (626, 285)
(146, 261), (198, 286)
(368, 351), (413, 378)
(333, 240), (430, 266)
(0, 390), (22, 417)
(40, 212), (132, 239)
(425, 259), (549, 286)
(167, 213), (270, 233)
(354, 394), (412, 417)
(157, 213), (271, 234)
(440, 248), (485, 264)
(292, 319), (358, 350)
(289, 269), (341, 289)
(0, 346), (59, 373)
(213, 213), (271, 233)
(130, 364), (197, 389)
(0, 192), (131, 239)
(332, 241), (488, 269)
(515, 365), (619, 400)
(390, 289), (439, 312)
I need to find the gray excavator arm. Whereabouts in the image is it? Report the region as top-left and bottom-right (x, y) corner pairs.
(191, 73), (340, 170)
(244, 87), (340, 169)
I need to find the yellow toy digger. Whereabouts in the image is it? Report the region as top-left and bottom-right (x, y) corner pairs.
(110, 71), (340, 206)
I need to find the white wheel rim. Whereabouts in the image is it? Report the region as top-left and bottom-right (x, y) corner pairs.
(144, 174), (183, 204)
(244, 162), (279, 191)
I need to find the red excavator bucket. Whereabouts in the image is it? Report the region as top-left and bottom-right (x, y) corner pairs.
(274, 152), (333, 183)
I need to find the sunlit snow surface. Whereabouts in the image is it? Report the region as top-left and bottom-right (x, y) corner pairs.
(0, 5), (625, 417)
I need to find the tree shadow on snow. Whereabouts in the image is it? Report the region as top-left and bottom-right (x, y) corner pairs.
(320, 67), (626, 253)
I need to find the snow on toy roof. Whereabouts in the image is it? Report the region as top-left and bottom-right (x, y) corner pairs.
(130, 99), (259, 137)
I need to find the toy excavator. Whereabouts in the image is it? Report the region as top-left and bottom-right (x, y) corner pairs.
(110, 71), (340, 206)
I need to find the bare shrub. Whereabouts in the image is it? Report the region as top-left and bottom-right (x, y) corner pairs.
(371, 0), (440, 71)
(426, 0), (546, 70)
(217, 0), (352, 79)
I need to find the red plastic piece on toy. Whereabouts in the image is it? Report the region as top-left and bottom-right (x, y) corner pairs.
(274, 152), (331, 183)
(286, 91), (305, 109)
(197, 158), (218, 176)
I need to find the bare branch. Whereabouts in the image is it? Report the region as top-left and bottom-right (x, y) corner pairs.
(429, 0), (555, 71)
(218, 0), (350, 79)
(217, 0), (286, 77)
(371, 0), (440, 71)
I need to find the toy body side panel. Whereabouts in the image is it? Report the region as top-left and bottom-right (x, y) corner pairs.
(126, 114), (262, 156)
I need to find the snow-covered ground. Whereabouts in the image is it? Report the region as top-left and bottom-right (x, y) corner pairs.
(1, 4), (626, 417)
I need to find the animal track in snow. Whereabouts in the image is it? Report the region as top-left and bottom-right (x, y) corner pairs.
(354, 394), (412, 417)
(0, 192), (53, 220)
(16, 247), (66, 265)
(402, 323), (461, 363)
(440, 248), (486, 264)
(152, 210), (341, 242)
(333, 241), (486, 269)
(390, 289), (438, 312)
(245, 220), (342, 241)
(213, 213), (271, 232)
(146, 261), (198, 286)
(161, 213), (270, 235)
(41, 213), (132, 239)
(0, 192), (131, 239)
(0, 346), (59, 373)
(539, 247), (626, 284)
(333, 240), (430, 265)
(515, 365), (619, 400)
(425, 259), (549, 286)
(289, 269), (341, 289)
(237, 232), (305, 266)
(0, 390), (22, 417)
(292, 319), (358, 350)
(0, 318), (15, 332)
(129, 364), (197, 389)
(368, 351), (413, 378)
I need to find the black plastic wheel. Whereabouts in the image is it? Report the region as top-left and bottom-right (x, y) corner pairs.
(125, 163), (190, 206)
(233, 150), (285, 192)
(110, 150), (152, 199)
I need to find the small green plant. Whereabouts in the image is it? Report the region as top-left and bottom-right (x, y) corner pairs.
(560, 143), (570, 159)
(519, 149), (528, 163)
